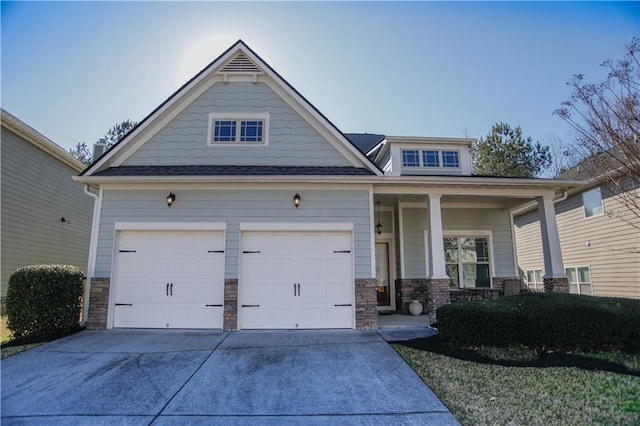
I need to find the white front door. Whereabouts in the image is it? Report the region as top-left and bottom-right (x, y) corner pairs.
(112, 230), (225, 329)
(240, 231), (353, 329)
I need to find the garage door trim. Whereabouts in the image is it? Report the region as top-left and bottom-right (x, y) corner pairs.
(238, 223), (355, 330)
(108, 221), (227, 329)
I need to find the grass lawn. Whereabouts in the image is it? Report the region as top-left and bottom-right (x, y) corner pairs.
(1, 315), (43, 359)
(394, 338), (640, 426)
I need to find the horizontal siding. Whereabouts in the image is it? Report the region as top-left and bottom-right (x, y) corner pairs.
(123, 82), (352, 167)
(402, 207), (515, 279)
(1, 127), (94, 298)
(514, 190), (640, 298)
(96, 189), (372, 279)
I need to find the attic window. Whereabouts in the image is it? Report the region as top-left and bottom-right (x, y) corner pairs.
(207, 113), (269, 146)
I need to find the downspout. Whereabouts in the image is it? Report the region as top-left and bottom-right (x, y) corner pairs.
(82, 184), (100, 325)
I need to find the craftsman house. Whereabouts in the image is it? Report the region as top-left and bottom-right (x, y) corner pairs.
(76, 40), (578, 330)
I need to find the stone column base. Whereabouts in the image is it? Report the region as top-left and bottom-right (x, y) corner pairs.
(394, 279), (429, 315)
(87, 278), (110, 330)
(426, 279), (451, 324)
(355, 278), (378, 330)
(224, 278), (238, 331)
(544, 277), (569, 293)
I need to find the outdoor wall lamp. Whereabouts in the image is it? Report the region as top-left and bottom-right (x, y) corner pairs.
(166, 192), (176, 207)
(376, 201), (383, 235)
(293, 193), (301, 208)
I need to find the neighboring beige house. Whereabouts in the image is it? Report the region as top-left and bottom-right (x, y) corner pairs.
(1, 109), (94, 302)
(514, 159), (640, 299)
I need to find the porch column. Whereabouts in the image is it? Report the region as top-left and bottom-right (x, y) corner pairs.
(537, 196), (569, 292)
(426, 194), (448, 279)
(426, 194), (450, 323)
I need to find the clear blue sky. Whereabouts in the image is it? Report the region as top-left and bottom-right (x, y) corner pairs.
(2, 1), (638, 153)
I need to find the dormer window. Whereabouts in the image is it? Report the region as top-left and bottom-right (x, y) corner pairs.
(208, 113), (269, 146)
(401, 149), (461, 169)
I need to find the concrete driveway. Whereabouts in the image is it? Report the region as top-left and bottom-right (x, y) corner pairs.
(1, 329), (458, 425)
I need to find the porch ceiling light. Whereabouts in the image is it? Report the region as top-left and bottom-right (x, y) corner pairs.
(166, 192), (176, 207)
(293, 193), (301, 208)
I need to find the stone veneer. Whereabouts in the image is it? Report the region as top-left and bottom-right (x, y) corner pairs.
(394, 279), (429, 316)
(355, 278), (378, 330)
(223, 278), (238, 331)
(86, 278), (110, 330)
(425, 279), (450, 324)
(544, 277), (570, 293)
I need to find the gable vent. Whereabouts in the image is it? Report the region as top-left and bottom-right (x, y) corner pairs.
(220, 53), (261, 73)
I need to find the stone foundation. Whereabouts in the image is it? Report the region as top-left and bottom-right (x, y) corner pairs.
(544, 277), (570, 293)
(355, 278), (378, 330)
(449, 289), (503, 303)
(86, 278), (110, 330)
(224, 278), (238, 331)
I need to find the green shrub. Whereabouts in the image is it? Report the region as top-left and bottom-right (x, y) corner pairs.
(437, 293), (640, 353)
(6, 265), (84, 339)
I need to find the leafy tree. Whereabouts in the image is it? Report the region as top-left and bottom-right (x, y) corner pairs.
(474, 122), (552, 178)
(69, 120), (137, 165)
(69, 142), (92, 165)
(98, 119), (137, 149)
(554, 36), (639, 229)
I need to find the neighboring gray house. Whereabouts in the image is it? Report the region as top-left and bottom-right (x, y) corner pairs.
(1, 109), (94, 302)
(76, 40), (578, 331)
(514, 157), (640, 299)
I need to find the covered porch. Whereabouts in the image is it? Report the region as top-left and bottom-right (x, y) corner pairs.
(371, 178), (574, 322)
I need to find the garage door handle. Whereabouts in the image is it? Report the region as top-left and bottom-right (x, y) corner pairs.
(170, 283), (173, 296)
(208, 250), (224, 253)
(166, 283), (169, 295)
(115, 303), (133, 306)
(206, 304), (223, 307)
(242, 304), (260, 307)
(119, 250), (137, 253)
(243, 250), (261, 254)
(334, 304), (352, 307)
(333, 250), (351, 253)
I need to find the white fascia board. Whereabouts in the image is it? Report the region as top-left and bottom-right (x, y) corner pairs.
(386, 136), (476, 146)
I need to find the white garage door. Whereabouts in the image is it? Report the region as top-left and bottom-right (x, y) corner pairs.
(240, 231), (353, 329)
(113, 230), (225, 329)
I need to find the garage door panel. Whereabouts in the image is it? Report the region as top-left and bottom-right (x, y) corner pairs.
(114, 305), (222, 329)
(113, 230), (225, 329)
(240, 230), (353, 330)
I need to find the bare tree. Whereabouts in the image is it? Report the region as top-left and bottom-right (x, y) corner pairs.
(542, 133), (581, 178)
(554, 37), (640, 228)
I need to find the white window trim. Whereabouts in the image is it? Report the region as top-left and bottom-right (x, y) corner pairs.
(525, 269), (544, 292)
(582, 187), (604, 219)
(424, 230), (495, 288)
(565, 265), (593, 295)
(207, 112), (270, 146)
(400, 148), (462, 170)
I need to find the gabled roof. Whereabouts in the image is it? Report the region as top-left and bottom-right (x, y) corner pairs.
(1, 108), (85, 172)
(344, 133), (386, 155)
(80, 40), (382, 178)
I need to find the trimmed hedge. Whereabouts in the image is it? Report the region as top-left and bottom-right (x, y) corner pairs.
(6, 265), (84, 339)
(437, 293), (640, 353)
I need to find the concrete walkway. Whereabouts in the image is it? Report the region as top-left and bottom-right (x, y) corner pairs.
(1, 329), (457, 425)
